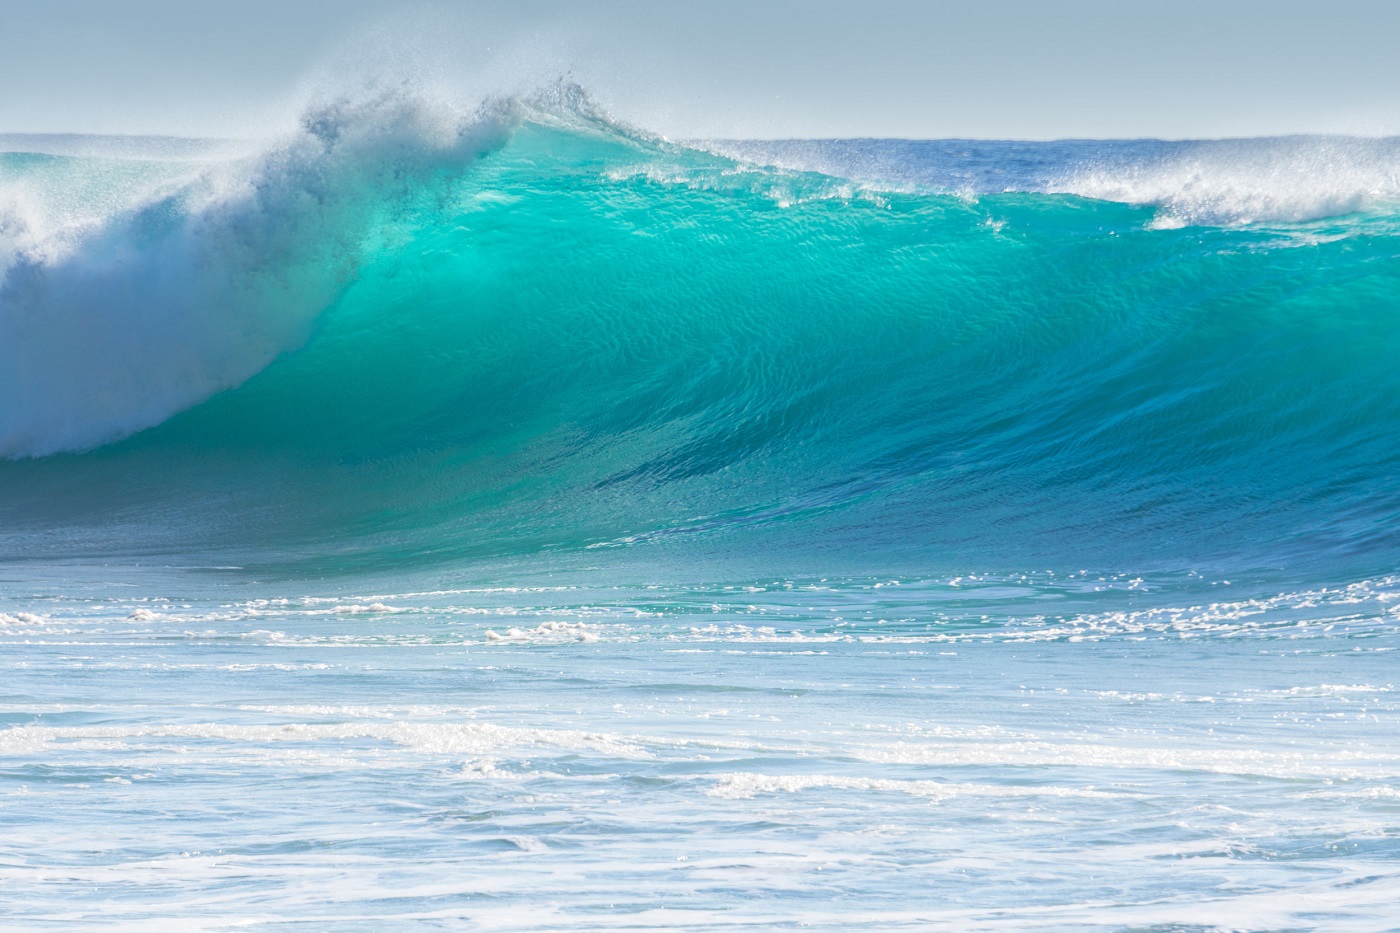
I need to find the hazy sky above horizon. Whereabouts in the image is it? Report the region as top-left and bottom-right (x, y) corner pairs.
(3, 0), (1398, 140)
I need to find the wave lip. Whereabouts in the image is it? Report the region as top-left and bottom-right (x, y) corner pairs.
(0, 88), (517, 459)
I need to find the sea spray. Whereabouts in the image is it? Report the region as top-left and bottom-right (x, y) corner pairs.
(0, 87), (515, 457)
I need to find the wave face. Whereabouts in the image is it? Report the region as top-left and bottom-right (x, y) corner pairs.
(4, 93), (1400, 574)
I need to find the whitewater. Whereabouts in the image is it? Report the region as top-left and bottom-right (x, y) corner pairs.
(4, 86), (1400, 930)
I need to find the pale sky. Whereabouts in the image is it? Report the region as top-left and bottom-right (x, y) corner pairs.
(2, 0), (1398, 140)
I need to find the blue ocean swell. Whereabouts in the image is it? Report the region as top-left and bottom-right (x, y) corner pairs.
(2, 114), (1399, 577)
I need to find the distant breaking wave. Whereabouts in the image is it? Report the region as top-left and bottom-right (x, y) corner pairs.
(2, 86), (1400, 574)
(707, 134), (1400, 225)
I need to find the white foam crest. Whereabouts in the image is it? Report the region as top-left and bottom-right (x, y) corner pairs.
(483, 620), (601, 643)
(858, 738), (1396, 780)
(0, 87), (519, 459)
(706, 772), (1117, 801)
(2, 718), (650, 760)
(1057, 136), (1400, 227)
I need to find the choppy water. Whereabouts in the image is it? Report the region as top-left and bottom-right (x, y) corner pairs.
(4, 86), (1400, 929)
(5, 568), (1400, 930)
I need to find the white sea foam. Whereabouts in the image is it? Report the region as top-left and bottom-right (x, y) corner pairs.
(483, 620), (601, 643)
(1058, 136), (1400, 226)
(2, 719), (651, 760)
(3, 570), (1399, 930)
(706, 772), (1117, 800)
(856, 738), (1396, 780)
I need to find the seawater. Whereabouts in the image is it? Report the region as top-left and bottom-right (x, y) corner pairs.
(3, 87), (1400, 930)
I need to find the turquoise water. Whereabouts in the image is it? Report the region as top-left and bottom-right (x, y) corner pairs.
(3, 90), (1400, 929)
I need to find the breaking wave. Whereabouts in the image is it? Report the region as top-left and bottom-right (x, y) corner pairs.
(3, 88), (1400, 575)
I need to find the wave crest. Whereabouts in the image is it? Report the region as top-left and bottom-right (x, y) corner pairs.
(0, 87), (517, 458)
(1056, 136), (1400, 226)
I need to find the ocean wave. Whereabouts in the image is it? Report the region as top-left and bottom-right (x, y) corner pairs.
(3, 88), (1400, 573)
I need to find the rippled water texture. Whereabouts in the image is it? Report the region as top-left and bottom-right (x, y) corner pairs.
(4, 569), (1400, 930)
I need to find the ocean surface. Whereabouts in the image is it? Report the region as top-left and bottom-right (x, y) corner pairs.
(3, 87), (1400, 930)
